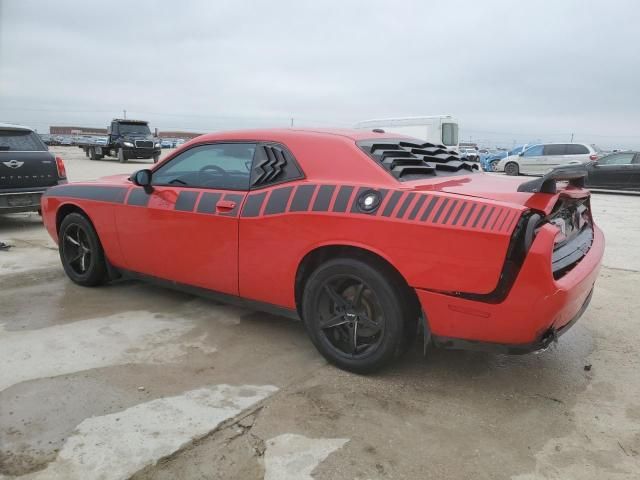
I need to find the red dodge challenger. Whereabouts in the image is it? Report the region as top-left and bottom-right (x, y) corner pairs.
(41, 129), (604, 372)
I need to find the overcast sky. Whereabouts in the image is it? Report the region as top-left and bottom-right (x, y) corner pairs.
(1, 0), (638, 148)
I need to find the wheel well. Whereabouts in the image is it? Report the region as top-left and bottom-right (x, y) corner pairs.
(294, 245), (421, 326)
(56, 204), (89, 234)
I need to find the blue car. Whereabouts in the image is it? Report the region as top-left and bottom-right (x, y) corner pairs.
(481, 145), (531, 171)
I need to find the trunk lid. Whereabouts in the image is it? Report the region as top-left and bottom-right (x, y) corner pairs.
(405, 172), (590, 215)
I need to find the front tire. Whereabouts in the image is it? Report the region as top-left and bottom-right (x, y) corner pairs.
(505, 162), (520, 176)
(490, 160), (500, 172)
(59, 213), (107, 286)
(301, 258), (411, 373)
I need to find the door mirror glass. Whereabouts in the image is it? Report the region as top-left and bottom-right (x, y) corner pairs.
(131, 169), (153, 192)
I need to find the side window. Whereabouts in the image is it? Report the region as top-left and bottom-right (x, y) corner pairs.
(542, 144), (566, 156)
(250, 143), (303, 188)
(441, 123), (458, 146)
(153, 143), (256, 190)
(522, 145), (544, 157)
(566, 144), (589, 155)
(599, 153), (635, 165)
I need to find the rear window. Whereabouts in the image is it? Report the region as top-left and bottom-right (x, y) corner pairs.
(358, 138), (479, 182)
(566, 144), (589, 155)
(0, 130), (47, 151)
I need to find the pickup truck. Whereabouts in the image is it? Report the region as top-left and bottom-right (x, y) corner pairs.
(78, 119), (162, 163)
(0, 123), (67, 214)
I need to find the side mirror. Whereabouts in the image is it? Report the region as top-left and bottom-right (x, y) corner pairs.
(518, 152), (524, 157)
(131, 169), (153, 193)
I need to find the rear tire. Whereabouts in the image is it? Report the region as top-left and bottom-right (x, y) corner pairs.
(58, 213), (107, 287)
(118, 148), (127, 163)
(301, 257), (411, 374)
(505, 162), (520, 176)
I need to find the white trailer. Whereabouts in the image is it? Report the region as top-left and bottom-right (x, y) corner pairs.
(355, 115), (459, 150)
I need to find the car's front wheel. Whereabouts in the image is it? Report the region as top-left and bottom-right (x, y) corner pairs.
(302, 257), (411, 373)
(505, 162), (520, 176)
(59, 213), (108, 286)
(490, 160), (500, 172)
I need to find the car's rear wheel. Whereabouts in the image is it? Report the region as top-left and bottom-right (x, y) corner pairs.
(301, 258), (410, 373)
(59, 213), (107, 286)
(118, 148), (128, 163)
(505, 162), (520, 176)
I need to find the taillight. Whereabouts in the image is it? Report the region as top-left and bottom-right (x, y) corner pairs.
(589, 154), (598, 161)
(55, 156), (67, 179)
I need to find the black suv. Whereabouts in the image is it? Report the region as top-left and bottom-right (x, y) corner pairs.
(0, 123), (67, 214)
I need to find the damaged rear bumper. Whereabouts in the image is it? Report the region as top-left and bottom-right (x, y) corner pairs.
(416, 223), (604, 353)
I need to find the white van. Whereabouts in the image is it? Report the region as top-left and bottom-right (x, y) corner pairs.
(355, 116), (459, 150)
(496, 143), (601, 176)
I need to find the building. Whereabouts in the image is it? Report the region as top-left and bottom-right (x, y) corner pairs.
(158, 130), (202, 140)
(50, 126), (108, 135)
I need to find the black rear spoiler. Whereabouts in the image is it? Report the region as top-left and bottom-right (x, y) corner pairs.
(517, 164), (588, 194)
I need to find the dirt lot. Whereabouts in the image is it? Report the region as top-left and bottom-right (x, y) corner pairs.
(1, 146), (639, 479)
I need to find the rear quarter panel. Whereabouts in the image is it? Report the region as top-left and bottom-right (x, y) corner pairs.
(238, 182), (523, 309)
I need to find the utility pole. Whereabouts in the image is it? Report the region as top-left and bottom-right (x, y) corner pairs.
(570, 133), (574, 142)
(290, 117), (294, 128)
(123, 109), (127, 120)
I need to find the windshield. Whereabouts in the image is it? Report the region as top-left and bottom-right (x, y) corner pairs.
(118, 123), (151, 135)
(0, 129), (47, 151)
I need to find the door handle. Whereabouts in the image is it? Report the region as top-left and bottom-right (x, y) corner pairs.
(216, 200), (236, 212)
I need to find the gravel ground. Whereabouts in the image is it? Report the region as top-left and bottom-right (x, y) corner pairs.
(0, 147), (638, 479)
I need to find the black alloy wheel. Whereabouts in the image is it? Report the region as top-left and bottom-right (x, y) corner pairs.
(59, 213), (107, 286)
(302, 257), (411, 373)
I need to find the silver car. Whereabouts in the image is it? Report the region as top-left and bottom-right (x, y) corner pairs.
(496, 143), (600, 176)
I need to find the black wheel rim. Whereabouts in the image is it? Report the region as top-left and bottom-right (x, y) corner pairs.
(315, 274), (385, 358)
(62, 224), (92, 275)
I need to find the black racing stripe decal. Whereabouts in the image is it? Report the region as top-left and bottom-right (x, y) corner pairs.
(481, 206), (496, 230)
(264, 186), (294, 215)
(431, 198), (450, 223)
(350, 187), (388, 214)
(472, 205), (487, 228)
(127, 188), (150, 207)
(290, 184), (316, 212)
(506, 211), (520, 231)
(197, 192), (222, 214)
(491, 208), (504, 230)
(175, 191), (199, 212)
(49, 185), (127, 203)
(408, 194), (427, 220)
(451, 201), (467, 226)
(441, 199), (459, 224)
(461, 203), (478, 227)
(333, 186), (354, 212)
(395, 192), (416, 219)
(420, 196), (439, 221)
(312, 185), (335, 212)
(498, 210), (513, 231)
(221, 193), (243, 216)
(381, 191), (402, 217)
(241, 191), (267, 217)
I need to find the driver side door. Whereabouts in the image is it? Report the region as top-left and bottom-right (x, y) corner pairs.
(115, 142), (255, 295)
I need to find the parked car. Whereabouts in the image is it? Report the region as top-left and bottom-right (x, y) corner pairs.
(0, 123), (67, 214)
(584, 151), (640, 191)
(161, 139), (174, 148)
(496, 143), (600, 176)
(482, 145), (531, 172)
(41, 129), (603, 373)
(460, 148), (479, 162)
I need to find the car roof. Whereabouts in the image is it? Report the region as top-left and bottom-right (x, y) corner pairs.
(193, 128), (414, 144)
(0, 122), (35, 132)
